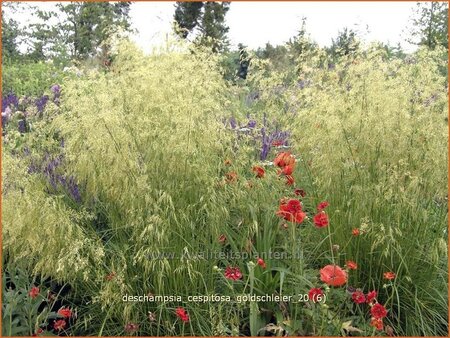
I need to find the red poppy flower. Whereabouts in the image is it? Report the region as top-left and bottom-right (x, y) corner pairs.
(57, 308), (72, 318)
(370, 317), (384, 331)
(274, 152), (295, 168)
(313, 212), (329, 228)
(224, 266), (242, 280)
(279, 163), (295, 176)
(352, 228), (360, 236)
(252, 166), (265, 178)
(346, 260), (358, 270)
(371, 303), (388, 319)
(256, 258), (266, 269)
(53, 319), (66, 331)
(29, 286), (40, 299)
(175, 307), (190, 323)
(383, 271), (396, 280)
(285, 175), (295, 186)
(320, 265), (348, 287)
(308, 288), (324, 303)
(218, 234), (227, 244)
(124, 322), (139, 333)
(225, 171), (237, 183)
(294, 188), (306, 197)
(276, 199), (306, 224)
(366, 290), (377, 304)
(351, 290), (366, 304)
(317, 201), (329, 211)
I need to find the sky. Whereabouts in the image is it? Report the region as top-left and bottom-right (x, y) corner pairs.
(130, 1), (418, 52)
(8, 1), (418, 53)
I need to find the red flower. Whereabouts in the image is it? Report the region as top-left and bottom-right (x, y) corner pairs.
(29, 286), (40, 299)
(279, 163), (295, 176)
(366, 290), (377, 304)
(252, 166), (265, 178)
(124, 322), (139, 333)
(256, 258), (266, 269)
(371, 303), (388, 319)
(218, 234), (227, 244)
(105, 272), (116, 281)
(57, 307), (72, 318)
(351, 290), (366, 304)
(370, 317), (384, 331)
(272, 140), (284, 147)
(320, 265), (348, 287)
(32, 328), (44, 336)
(225, 171), (238, 183)
(224, 266), (242, 281)
(274, 152), (295, 168)
(175, 307), (190, 323)
(352, 228), (360, 236)
(346, 260), (358, 270)
(313, 211), (329, 228)
(285, 175), (295, 186)
(53, 319), (66, 331)
(383, 271), (396, 280)
(276, 199), (306, 224)
(308, 288), (324, 303)
(317, 201), (329, 211)
(294, 188), (306, 197)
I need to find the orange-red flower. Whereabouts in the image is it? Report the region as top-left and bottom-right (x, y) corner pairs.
(29, 286), (40, 299)
(224, 159), (232, 166)
(366, 290), (377, 304)
(257, 258), (266, 269)
(105, 272), (116, 281)
(53, 319), (66, 331)
(225, 266), (242, 280)
(225, 171), (237, 183)
(57, 307), (72, 318)
(252, 166), (265, 178)
(370, 317), (384, 331)
(346, 260), (358, 270)
(276, 199), (306, 224)
(308, 288), (324, 303)
(383, 271), (396, 280)
(175, 307), (189, 323)
(313, 211), (329, 228)
(352, 228), (360, 236)
(319, 265), (347, 287)
(274, 152), (295, 168)
(279, 163), (295, 176)
(285, 175), (295, 186)
(351, 290), (366, 304)
(218, 234), (227, 244)
(294, 188), (306, 197)
(317, 201), (329, 211)
(32, 328), (43, 336)
(371, 303), (388, 319)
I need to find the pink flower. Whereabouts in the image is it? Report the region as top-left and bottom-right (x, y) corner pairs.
(224, 266), (242, 281)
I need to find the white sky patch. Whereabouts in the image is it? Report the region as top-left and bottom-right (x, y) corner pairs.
(7, 1), (418, 53)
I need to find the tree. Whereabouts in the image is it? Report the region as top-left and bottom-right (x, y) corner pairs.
(173, 1), (230, 53)
(329, 27), (360, 58)
(25, 2), (132, 62)
(407, 2), (448, 49)
(173, 1), (204, 38)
